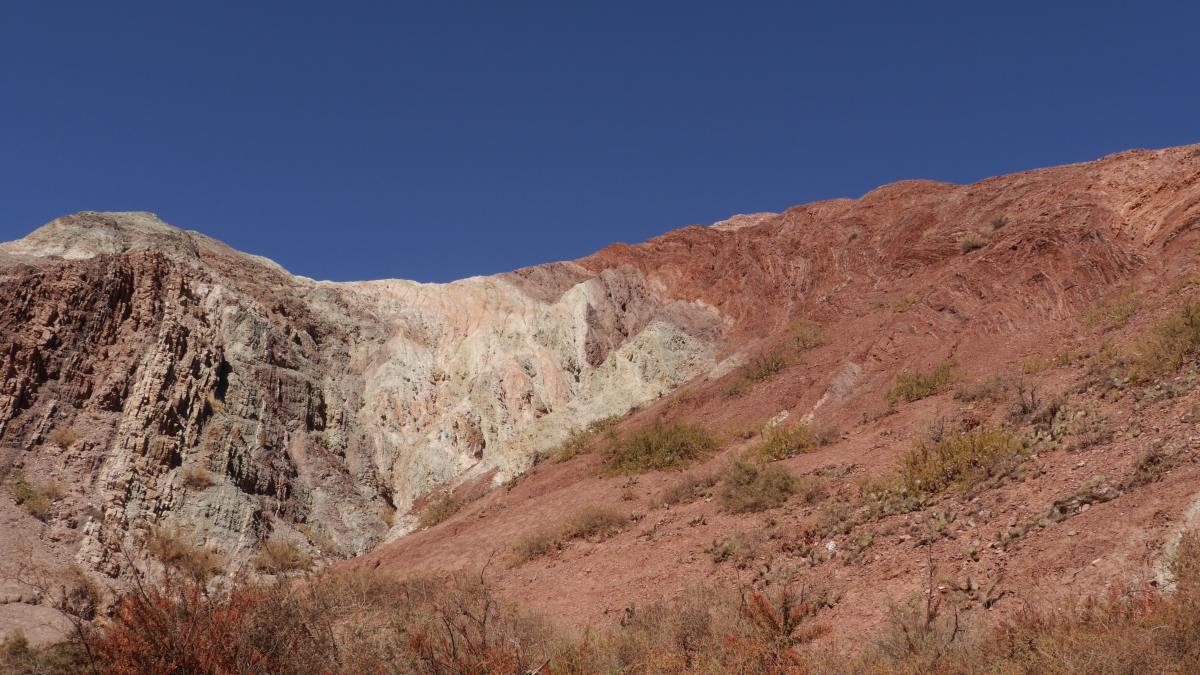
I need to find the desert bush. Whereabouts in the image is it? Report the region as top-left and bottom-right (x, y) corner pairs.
(899, 425), (1026, 496)
(718, 461), (806, 514)
(954, 374), (1008, 403)
(41, 533), (1200, 674)
(418, 490), (461, 529)
(886, 361), (954, 404)
(7, 473), (59, 521)
(657, 470), (718, 507)
(987, 214), (1010, 231)
(548, 415), (620, 462)
(1123, 444), (1181, 490)
(1086, 289), (1138, 330)
(180, 464), (216, 490)
(1, 632), (90, 674)
(48, 427), (78, 450)
(1135, 301), (1200, 378)
(788, 319), (823, 351)
(253, 537), (313, 575)
(379, 503), (397, 527)
(512, 505), (630, 563)
(892, 296), (918, 313)
(605, 421), (718, 474)
(958, 232), (987, 252)
(147, 527), (227, 584)
(752, 423), (811, 461)
(296, 524), (338, 556)
(742, 350), (788, 383)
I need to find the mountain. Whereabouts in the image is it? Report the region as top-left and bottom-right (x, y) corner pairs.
(2, 144), (1200, 650)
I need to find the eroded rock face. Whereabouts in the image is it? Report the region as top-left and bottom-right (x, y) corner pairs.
(0, 212), (724, 579)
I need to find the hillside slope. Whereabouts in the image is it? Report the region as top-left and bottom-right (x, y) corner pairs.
(3, 144), (1200, 648)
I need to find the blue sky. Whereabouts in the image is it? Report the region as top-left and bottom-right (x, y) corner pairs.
(1, 1), (1197, 282)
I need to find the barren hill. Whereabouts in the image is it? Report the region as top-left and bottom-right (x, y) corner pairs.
(3, 144), (1200, 649)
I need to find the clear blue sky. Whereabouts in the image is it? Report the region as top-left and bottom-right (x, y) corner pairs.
(2, 1), (1196, 282)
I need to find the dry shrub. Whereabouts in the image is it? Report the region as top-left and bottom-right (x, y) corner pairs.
(892, 296), (918, 313)
(48, 427), (78, 450)
(718, 461), (815, 514)
(7, 472), (59, 521)
(752, 424), (811, 461)
(548, 415), (620, 463)
(886, 361), (954, 404)
(658, 471), (718, 507)
(742, 350), (788, 383)
(180, 465), (216, 490)
(958, 231), (987, 252)
(605, 421), (718, 474)
(43, 534), (1200, 674)
(899, 425), (1026, 496)
(954, 374), (1009, 403)
(1, 631), (91, 674)
(512, 505), (630, 563)
(1086, 289), (1138, 330)
(1135, 301), (1200, 379)
(253, 537), (313, 575)
(418, 491), (461, 529)
(788, 319), (823, 351)
(147, 527), (227, 584)
(1123, 444), (1181, 490)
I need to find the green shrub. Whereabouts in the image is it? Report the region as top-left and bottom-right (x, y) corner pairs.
(885, 361), (954, 404)
(752, 424), (812, 461)
(899, 425), (1026, 495)
(605, 422), (718, 474)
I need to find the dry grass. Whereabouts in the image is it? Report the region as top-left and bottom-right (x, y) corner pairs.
(6, 472), (62, 521)
(899, 425), (1026, 496)
(1135, 301), (1200, 378)
(953, 374), (1009, 403)
(417, 490), (461, 529)
(891, 296), (918, 313)
(1086, 289), (1138, 330)
(742, 351), (788, 383)
(547, 415), (620, 463)
(512, 505), (630, 563)
(752, 424), (812, 461)
(48, 427), (79, 450)
(658, 470), (719, 507)
(24, 532), (1200, 673)
(147, 527), (227, 584)
(605, 421), (718, 474)
(958, 231), (987, 252)
(253, 537), (313, 575)
(886, 361), (954, 404)
(180, 464), (216, 490)
(718, 461), (817, 514)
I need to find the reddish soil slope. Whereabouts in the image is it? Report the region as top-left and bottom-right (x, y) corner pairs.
(357, 144), (1200, 644)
